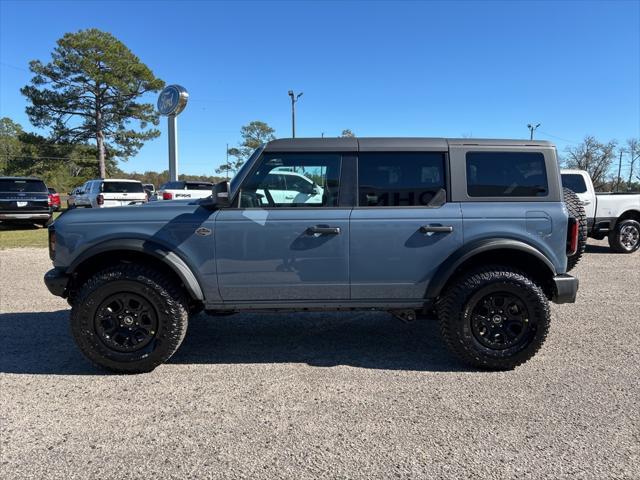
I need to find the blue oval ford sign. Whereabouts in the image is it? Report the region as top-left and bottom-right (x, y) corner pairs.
(157, 85), (189, 116)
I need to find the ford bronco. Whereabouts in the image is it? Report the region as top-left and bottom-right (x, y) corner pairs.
(44, 138), (582, 373)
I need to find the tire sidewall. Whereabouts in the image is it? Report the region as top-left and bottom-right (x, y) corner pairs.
(612, 219), (640, 253)
(441, 269), (551, 369)
(458, 281), (545, 361)
(71, 273), (185, 372)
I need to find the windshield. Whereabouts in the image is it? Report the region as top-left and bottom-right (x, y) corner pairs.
(101, 182), (144, 193)
(0, 179), (48, 193)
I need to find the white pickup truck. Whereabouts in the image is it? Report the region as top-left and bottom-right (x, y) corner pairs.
(561, 169), (640, 253)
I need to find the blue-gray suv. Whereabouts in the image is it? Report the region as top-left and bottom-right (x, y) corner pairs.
(44, 138), (583, 373)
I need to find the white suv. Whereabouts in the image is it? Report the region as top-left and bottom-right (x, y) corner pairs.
(157, 181), (214, 200)
(73, 179), (147, 208)
(256, 169), (324, 205)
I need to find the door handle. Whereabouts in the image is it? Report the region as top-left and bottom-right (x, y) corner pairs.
(307, 225), (341, 235)
(420, 225), (454, 234)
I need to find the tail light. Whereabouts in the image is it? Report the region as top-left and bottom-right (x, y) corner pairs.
(48, 194), (53, 206)
(162, 192), (173, 200)
(567, 218), (579, 256)
(97, 194), (104, 206)
(48, 228), (56, 260)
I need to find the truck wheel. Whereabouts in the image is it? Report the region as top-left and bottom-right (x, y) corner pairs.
(608, 219), (640, 253)
(563, 188), (587, 271)
(436, 266), (550, 370)
(70, 264), (189, 373)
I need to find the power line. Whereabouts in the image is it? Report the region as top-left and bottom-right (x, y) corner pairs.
(0, 153), (98, 161)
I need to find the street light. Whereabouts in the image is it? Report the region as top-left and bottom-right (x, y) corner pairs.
(288, 90), (303, 138)
(527, 123), (541, 140)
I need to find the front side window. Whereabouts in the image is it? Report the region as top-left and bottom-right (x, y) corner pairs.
(358, 152), (446, 207)
(466, 152), (548, 197)
(561, 174), (587, 194)
(239, 153), (341, 208)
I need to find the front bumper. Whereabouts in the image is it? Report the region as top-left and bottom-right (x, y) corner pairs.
(0, 213), (51, 220)
(44, 267), (69, 297)
(552, 274), (579, 304)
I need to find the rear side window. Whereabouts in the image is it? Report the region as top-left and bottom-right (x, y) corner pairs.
(358, 152), (446, 207)
(561, 174), (587, 194)
(101, 182), (144, 193)
(185, 182), (213, 190)
(466, 152), (548, 197)
(0, 179), (48, 193)
(160, 181), (185, 190)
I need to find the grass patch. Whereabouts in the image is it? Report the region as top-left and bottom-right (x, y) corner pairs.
(0, 212), (61, 249)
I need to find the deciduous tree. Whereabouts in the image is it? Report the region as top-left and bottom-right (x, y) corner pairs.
(563, 136), (617, 190)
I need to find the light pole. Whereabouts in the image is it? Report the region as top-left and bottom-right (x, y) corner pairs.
(527, 123), (541, 140)
(288, 90), (303, 138)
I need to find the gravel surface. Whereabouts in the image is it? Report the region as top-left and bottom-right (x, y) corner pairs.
(1, 242), (638, 479)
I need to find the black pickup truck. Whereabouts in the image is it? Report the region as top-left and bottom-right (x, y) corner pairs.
(0, 177), (52, 227)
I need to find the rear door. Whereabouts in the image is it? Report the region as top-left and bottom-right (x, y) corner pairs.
(215, 151), (350, 302)
(350, 151), (463, 300)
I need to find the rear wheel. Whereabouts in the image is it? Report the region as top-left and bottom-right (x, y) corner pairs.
(608, 219), (640, 253)
(70, 264), (189, 373)
(436, 266), (550, 370)
(563, 188), (587, 271)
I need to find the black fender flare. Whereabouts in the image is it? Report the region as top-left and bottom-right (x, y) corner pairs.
(425, 238), (557, 299)
(67, 239), (204, 301)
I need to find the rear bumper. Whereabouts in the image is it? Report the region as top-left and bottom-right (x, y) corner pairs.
(0, 212), (51, 220)
(44, 268), (69, 297)
(551, 274), (579, 304)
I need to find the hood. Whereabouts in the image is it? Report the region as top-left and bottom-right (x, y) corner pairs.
(54, 199), (208, 227)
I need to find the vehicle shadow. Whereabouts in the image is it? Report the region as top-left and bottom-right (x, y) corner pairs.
(0, 310), (470, 375)
(584, 243), (612, 254)
(0, 222), (43, 231)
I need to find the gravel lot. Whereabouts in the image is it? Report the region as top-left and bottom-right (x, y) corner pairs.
(1, 241), (638, 479)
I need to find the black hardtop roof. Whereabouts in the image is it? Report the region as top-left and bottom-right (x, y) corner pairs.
(263, 137), (554, 152)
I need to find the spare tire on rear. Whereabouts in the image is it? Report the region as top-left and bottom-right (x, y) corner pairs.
(563, 187), (587, 271)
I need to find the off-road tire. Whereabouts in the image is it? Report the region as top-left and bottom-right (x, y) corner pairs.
(436, 266), (551, 370)
(70, 264), (189, 373)
(608, 219), (640, 254)
(563, 187), (587, 271)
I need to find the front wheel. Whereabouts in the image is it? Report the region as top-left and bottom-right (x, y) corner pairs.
(70, 264), (189, 373)
(436, 267), (550, 370)
(608, 219), (640, 253)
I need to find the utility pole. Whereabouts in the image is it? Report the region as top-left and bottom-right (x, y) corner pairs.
(527, 123), (541, 140)
(288, 90), (303, 138)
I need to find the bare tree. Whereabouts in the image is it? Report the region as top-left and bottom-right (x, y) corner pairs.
(627, 138), (639, 189)
(563, 136), (617, 190)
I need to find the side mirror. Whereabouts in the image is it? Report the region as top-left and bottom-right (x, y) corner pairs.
(202, 181), (230, 209)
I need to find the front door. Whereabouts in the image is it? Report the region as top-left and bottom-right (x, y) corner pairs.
(215, 152), (350, 302)
(350, 151), (463, 299)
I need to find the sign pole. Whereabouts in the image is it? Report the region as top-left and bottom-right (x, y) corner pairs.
(168, 115), (178, 181)
(157, 85), (189, 182)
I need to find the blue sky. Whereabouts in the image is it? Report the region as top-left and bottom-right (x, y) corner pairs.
(1, 0), (639, 175)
